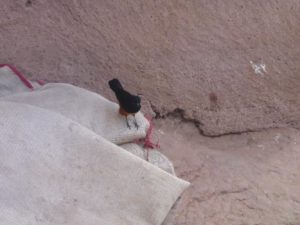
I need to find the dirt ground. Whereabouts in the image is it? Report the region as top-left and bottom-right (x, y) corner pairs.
(156, 117), (300, 225)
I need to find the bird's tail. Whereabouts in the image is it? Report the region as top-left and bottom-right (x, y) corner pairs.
(109, 78), (123, 92)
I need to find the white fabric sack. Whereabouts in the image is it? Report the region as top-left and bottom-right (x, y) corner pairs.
(0, 102), (189, 225)
(2, 83), (150, 145)
(0, 65), (189, 225)
(121, 143), (176, 175)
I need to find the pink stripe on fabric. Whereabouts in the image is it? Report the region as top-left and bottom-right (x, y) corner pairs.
(36, 79), (46, 86)
(0, 64), (34, 89)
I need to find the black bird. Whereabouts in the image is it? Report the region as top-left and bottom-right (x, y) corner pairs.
(109, 78), (141, 129)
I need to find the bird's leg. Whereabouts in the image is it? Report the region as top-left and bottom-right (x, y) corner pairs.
(133, 115), (139, 129)
(126, 116), (131, 129)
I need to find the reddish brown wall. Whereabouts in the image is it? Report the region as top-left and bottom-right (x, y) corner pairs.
(1, 0), (299, 135)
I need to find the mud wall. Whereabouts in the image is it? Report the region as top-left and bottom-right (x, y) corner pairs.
(0, 0), (299, 135)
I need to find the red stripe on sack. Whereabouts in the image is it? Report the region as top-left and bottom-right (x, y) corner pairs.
(36, 79), (46, 86)
(144, 115), (160, 161)
(0, 64), (34, 89)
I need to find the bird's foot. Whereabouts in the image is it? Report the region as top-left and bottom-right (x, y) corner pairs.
(133, 116), (139, 130)
(126, 117), (131, 129)
(133, 120), (139, 130)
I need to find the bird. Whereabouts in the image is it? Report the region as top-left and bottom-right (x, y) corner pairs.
(109, 78), (141, 129)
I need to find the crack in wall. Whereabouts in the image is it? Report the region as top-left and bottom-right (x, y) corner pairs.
(149, 103), (294, 137)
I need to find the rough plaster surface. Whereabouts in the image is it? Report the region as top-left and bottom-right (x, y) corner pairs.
(0, 0), (299, 135)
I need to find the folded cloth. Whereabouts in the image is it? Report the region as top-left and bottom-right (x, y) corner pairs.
(0, 65), (189, 225)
